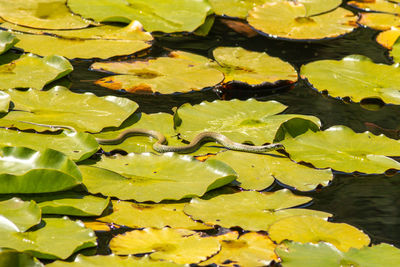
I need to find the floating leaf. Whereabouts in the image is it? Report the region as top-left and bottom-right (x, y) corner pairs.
(0, 128), (98, 162)
(0, 91), (10, 112)
(268, 215), (370, 252)
(213, 150), (332, 191)
(175, 98), (320, 145)
(247, 2), (357, 40)
(0, 147), (81, 193)
(391, 37), (400, 63)
(343, 243), (400, 266)
(83, 221), (114, 232)
(0, 217), (97, 259)
(0, 86), (138, 132)
(0, 249), (43, 267)
(377, 27), (400, 49)
(80, 153), (237, 202)
(213, 46), (297, 85)
(99, 200), (210, 230)
(0, 198), (41, 231)
(67, 0), (212, 33)
(91, 51), (223, 94)
(200, 232), (278, 266)
(183, 189), (331, 231)
(282, 125), (400, 173)
(0, 53), (72, 90)
(110, 227), (220, 264)
(301, 55), (400, 105)
(0, 0), (90, 29)
(348, 0), (400, 15)
(358, 13), (400, 31)
(0, 32), (18, 55)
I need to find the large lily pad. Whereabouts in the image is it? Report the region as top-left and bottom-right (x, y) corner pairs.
(0, 147), (82, 193)
(0, 0), (90, 29)
(0, 53), (72, 90)
(183, 189), (331, 231)
(282, 125), (400, 173)
(0, 217), (97, 259)
(91, 51), (223, 94)
(0, 86), (138, 132)
(269, 215), (370, 252)
(110, 227), (221, 264)
(175, 98), (320, 145)
(99, 200), (210, 230)
(0, 249), (43, 267)
(301, 55), (400, 104)
(348, 0), (400, 15)
(80, 153), (237, 202)
(67, 0), (212, 33)
(213, 46), (297, 85)
(0, 32), (18, 55)
(247, 2), (357, 40)
(0, 198), (41, 231)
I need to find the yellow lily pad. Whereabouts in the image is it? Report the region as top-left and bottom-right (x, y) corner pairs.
(377, 28), (400, 49)
(110, 227), (221, 264)
(247, 2), (357, 40)
(348, 0), (400, 15)
(268, 215), (371, 252)
(358, 13), (400, 31)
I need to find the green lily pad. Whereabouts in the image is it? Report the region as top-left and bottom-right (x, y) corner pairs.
(0, 128), (98, 162)
(0, 249), (43, 267)
(282, 125), (400, 173)
(0, 198), (41, 231)
(200, 232), (278, 266)
(0, 86), (138, 132)
(183, 189), (331, 231)
(213, 46), (297, 85)
(343, 243), (400, 266)
(0, 217), (97, 259)
(0, 32), (18, 55)
(80, 153), (237, 202)
(247, 2), (357, 40)
(47, 255), (186, 267)
(0, 91), (10, 112)
(212, 150), (332, 191)
(269, 215), (370, 252)
(348, 0), (400, 15)
(67, 0), (211, 33)
(0, 53), (73, 90)
(301, 55), (400, 105)
(98, 200), (210, 230)
(91, 51), (223, 94)
(0, 147), (82, 193)
(110, 227), (221, 264)
(175, 98), (320, 145)
(0, 0), (90, 29)
(390, 37), (400, 64)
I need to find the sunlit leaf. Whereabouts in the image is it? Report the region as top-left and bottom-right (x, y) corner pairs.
(110, 227), (220, 264)
(99, 200), (211, 230)
(268, 215), (370, 252)
(0, 147), (82, 193)
(358, 13), (400, 31)
(0, 91), (10, 112)
(377, 27), (400, 49)
(248, 2), (356, 40)
(301, 55), (400, 104)
(282, 125), (400, 173)
(67, 0), (211, 33)
(348, 0), (400, 15)
(80, 153), (237, 202)
(390, 36), (400, 63)
(0, 217), (97, 259)
(0, 249), (43, 267)
(343, 243), (400, 266)
(0, 198), (41, 232)
(0, 31), (18, 55)
(83, 221), (113, 232)
(183, 190), (331, 231)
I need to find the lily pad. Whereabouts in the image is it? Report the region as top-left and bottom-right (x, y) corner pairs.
(91, 51), (223, 94)
(213, 46), (297, 85)
(0, 32), (18, 55)
(0, 147), (82, 193)
(301, 55), (400, 105)
(343, 243), (400, 266)
(282, 125), (400, 173)
(247, 2), (357, 40)
(390, 37), (400, 63)
(0, 53), (73, 90)
(348, 0), (400, 15)
(200, 232), (278, 266)
(0, 128), (98, 162)
(0, 217), (97, 259)
(80, 153), (237, 202)
(183, 189), (331, 231)
(0, 86), (138, 132)
(377, 27), (400, 49)
(0, 249), (43, 267)
(0, 91), (10, 112)
(99, 200), (211, 230)
(0, 0), (90, 29)
(110, 227), (221, 264)
(0, 198), (41, 231)
(358, 13), (400, 31)
(67, 0), (212, 33)
(213, 150), (332, 191)
(268, 215), (370, 252)
(175, 98), (320, 145)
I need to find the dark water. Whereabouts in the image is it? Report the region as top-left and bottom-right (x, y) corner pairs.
(64, 15), (400, 248)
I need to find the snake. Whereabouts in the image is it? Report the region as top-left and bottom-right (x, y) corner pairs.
(18, 121), (284, 154)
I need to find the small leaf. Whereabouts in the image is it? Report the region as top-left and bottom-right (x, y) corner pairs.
(0, 31), (19, 55)
(0, 198), (41, 232)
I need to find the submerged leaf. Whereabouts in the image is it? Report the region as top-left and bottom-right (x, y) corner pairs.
(0, 198), (41, 232)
